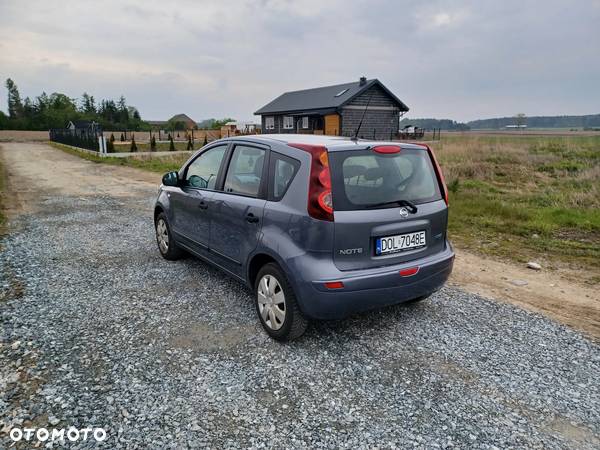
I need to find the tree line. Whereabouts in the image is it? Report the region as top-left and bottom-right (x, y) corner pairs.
(400, 114), (600, 130)
(0, 78), (150, 131)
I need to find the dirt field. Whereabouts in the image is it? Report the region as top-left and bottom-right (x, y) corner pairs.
(1, 142), (598, 339)
(0, 130), (49, 141)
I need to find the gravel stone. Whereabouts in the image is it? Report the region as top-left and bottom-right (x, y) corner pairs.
(1, 194), (599, 449)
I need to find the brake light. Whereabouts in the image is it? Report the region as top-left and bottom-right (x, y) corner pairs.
(423, 144), (448, 205)
(373, 145), (401, 154)
(288, 143), (334, 221)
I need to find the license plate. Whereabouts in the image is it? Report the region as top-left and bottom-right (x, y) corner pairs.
(376, 231), (426, 255)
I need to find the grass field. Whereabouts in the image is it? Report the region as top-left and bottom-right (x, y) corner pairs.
(110, 141), (200, 153)
(430, 135), (600, 284)
(51, 135), (600, 284)
(50, 142), (191, 173)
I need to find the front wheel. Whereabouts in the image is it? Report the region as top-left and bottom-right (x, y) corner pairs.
(155, 213), (185, 260)
(255, 263), (308, 341)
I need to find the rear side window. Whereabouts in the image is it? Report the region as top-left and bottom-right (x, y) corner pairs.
(224, 145), (266, 197)
(330, 148), (442, 210)
(268, 153), (299, 201)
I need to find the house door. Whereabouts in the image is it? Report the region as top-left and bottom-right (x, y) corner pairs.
(324, 114), (340, 136)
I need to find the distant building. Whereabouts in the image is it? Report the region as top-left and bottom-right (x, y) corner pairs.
(148, 113), (197, 130)
(505, 125), (527, 129)
(254, 77), (409, 140)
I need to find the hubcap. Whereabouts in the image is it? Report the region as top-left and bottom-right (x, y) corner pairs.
(156, 219), (169, 253)
(257, 275), (286, 331)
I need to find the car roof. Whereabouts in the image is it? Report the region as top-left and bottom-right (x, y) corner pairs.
(221, 134), (427, 152)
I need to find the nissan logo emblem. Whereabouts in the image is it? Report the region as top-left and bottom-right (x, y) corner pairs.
(399, 207), (409, 218)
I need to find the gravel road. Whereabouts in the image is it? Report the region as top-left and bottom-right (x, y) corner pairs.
(1, 143), (599, 449)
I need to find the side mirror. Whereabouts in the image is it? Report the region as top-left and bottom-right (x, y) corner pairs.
(162, 171), (179, 187)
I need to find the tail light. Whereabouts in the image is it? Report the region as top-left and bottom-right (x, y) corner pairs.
(288, 143), (334, 221)
(423, 144), (448, 205)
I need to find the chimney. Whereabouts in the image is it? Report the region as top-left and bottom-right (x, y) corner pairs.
(359, 76), (367, 86)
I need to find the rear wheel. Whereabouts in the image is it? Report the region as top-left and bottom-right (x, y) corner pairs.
(255, 263), (308, 341)
(155, 212), (185, 260)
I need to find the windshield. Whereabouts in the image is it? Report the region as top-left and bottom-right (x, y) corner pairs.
(329, 148), (442, 210)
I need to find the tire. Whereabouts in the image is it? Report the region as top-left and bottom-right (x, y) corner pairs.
(254, 263), (308, 341)
(155, 212), (185, 260)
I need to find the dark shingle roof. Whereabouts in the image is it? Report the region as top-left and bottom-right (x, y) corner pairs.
(70, 120), (95, 129)
(254, 79), (409, 115)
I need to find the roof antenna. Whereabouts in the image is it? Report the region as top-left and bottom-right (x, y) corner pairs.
(352, 89), (375, 141)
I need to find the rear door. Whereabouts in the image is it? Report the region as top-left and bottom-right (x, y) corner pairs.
(209, 143), (268, 276)
(329, 145), (448, 271)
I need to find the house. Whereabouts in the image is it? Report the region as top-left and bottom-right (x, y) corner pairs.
(168, 113), (197, 130)
(254, 77), (409, 140)
(222, 121), (261, 136)
(148, 114), (197, 131)
(67, 120), (102, 137)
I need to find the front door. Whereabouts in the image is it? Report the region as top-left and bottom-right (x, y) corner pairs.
(325, 114), (340, 136)
(170, 144), (228, 251)
(209, 144), (268, 276)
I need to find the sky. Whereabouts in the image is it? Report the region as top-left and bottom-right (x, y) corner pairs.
(1, 0), (599, 123)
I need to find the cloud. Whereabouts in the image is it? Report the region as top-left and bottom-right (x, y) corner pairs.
(0, 0), (598, 122)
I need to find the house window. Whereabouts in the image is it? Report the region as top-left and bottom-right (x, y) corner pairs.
(302, 116), (309, 129)
(265, 117), (275, 130)
(283, 116), (294, 130)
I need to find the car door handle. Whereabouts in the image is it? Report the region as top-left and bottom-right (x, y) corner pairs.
(198, 201), (208, 210)
(245, 213), (259, 223)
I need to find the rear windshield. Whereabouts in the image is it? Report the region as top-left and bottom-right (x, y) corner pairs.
(329, 148), (442, 210)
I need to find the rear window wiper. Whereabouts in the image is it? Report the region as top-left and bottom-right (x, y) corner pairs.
(364, 199), (418, 213)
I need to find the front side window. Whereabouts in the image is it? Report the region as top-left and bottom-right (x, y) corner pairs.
(224, 145), (266, 197)
(265, 117), (275, 130)
(184, 145), (227, 189)
(283, 116), (294, 129)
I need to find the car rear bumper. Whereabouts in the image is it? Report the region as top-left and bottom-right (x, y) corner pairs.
(294, 242), (454, 320)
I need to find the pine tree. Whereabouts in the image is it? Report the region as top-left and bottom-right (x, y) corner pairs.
(5, 78), (24, 119)
(203, 134), (208, 146)
(120, 133), (125, 142)
(169, 135), (175, 151)
(150, 135), (156, 151)
(110, 133), (115, 143)
(130, 134), (137, 152)
(187, 135), (193, 150)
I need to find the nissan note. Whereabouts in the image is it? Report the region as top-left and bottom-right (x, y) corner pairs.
(154, 134), (454, 340)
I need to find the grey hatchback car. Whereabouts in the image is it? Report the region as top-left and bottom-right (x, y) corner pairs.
(154, 134), (454, 340)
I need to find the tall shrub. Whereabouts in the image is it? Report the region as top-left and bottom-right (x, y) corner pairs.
(130, 134), (137, 152)
(169, 135), (175, 151)
(120, 133), (125, 142)
(187, 135), (193, 150)
(150, 135), (156, 151)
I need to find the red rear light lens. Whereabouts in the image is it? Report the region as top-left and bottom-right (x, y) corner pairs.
(399, 267), (419, 277)
(324, 281), (344, 289)
(423, 144), (448, 206)
(373, 145), (401, 154)
(288, 143), (334, 221)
